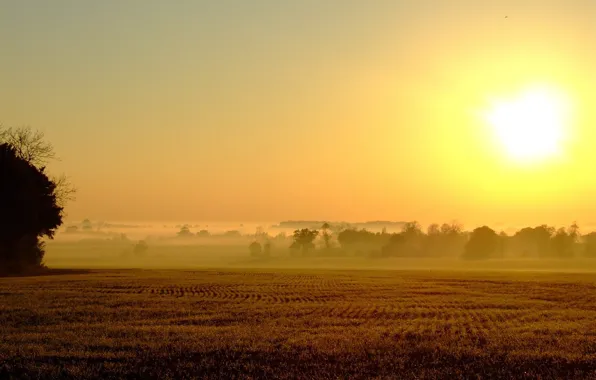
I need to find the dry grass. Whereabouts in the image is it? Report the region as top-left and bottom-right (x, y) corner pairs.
(2, 269), (596, 379)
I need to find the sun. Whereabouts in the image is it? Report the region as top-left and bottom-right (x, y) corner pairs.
(484, 86), (571, 163)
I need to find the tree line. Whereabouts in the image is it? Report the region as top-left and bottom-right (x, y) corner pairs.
(246, 221), (594, 260)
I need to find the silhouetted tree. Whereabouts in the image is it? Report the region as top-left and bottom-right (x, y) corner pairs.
(440, 222), (466, 256)
(382, 221), (424, 257)
(0, 126), (75, 208)
(401, 221), (424, 255)
(337, 229), (359, 248)
(402, 221), (423, 237)
(263, 241), (271, 256)
(511, 225), (554, 258)
(421, 222), (467, 257)
(427, 223), (440, 235)
(0, 143), (63, 273)
(177, 225), (192, 237)
(551, 223), (579, 259)
(290, 229), (318, 256)
(551, 228), (568, 258)
(584, 232), (596, 258)
(381, 233), (406, 257)
(462, 226), (499, 260)
(440, 222), (463, 235)
(337, 228), (389, 256)
(0, 127), (55, 166)
(321, 222), (332, 249)
(424, 223), (441, 255)
(568, 222), (580, 256)
(249, 241), (262, 257)
(196, 230), (210, 237)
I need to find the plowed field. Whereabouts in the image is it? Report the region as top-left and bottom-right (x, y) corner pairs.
(2, 269), (596, 379)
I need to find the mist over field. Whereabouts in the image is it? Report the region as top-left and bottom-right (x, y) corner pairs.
(4, 1), (596, 378)
(41, 219), (596, 273)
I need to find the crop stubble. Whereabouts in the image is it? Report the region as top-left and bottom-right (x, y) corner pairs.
(1, 269), (596, 378)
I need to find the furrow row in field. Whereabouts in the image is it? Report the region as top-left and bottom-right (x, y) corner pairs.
(137, 285), (334, 304)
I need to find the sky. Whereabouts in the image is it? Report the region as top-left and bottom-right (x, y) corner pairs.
(1, 0), (595, 227)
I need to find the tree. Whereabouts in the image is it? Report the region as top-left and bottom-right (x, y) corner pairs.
(0, 143), (63, 273)
(427, 223), (441, 236)
(462, 226), (499, 260)
(584, 232), (596, 258)
(321, 222), (332, 249)
(381, 233), (406, 257)
(0, 126), (75, 208)
(249, 241), (262, 257)
(567, 222), (580, 257)
(382, 221), (424, 257)
(551, 223), (579, 259)
(551, 228), (568, 258)
(290, 229), (319, 256)
(424, 222), (463, 257)
(438, 222), (466, 257)
(440, 222), (463, 236)
(177, 225), (193, 237)
(0, 127), (56, 167)
(424, 223), (441, 255)
(402, 221), (423, 237)
(512, 225), (554, 258)
(338, 229), (390, 256)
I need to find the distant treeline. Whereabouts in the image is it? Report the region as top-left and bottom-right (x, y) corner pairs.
(252, 222), (596, 260)
(62, 220), (596, 261)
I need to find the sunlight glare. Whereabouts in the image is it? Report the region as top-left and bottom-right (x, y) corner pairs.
(485, 86), (571, 163)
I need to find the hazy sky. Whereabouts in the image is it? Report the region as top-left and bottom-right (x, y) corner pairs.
(2, 1), (595, 226)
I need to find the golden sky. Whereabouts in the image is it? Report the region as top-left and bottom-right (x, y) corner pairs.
(1, 1), (595, 226)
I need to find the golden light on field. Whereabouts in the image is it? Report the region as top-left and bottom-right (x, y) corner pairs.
(484, 85), (573, 164)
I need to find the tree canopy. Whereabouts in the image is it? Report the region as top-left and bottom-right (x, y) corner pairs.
(0, 143), (63, 273)
(0, 125), (74, 274)
(462, 226), (499, 260)
(290, 229), (319, 256)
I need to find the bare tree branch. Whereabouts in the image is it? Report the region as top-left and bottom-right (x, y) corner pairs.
(1, 125), (76, 209)
(52, 174), (77, 209)
(0, 126), (57, 167)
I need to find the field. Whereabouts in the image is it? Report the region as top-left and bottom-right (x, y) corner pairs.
(2, 269), (596, 379)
